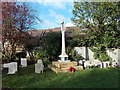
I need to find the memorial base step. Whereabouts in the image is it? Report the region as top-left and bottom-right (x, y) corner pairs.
(48, 61), (83, 73)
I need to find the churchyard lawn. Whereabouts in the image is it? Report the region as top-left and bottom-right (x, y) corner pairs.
(2, 65), (119, 88)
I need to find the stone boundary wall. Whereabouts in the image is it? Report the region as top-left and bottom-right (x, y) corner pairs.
(74, 47), (120, 65)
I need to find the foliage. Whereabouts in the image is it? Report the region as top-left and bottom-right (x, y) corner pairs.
(13, 30), (44, 61)
(2, 50), (17, 62)
(90, 46), (110, 62)
(72, 2), (120, 61)
(41, 31), (62, 61)
(109, 58), (113, 66)
(35, 50), (49, 61)
(72, 52), (84, 61)
(34, 52), (39, 60)
(24, 36), (43, 60)
(16, 51), (26, 58)
(69, 35), (91, 47)
(2, 2), (17, 62)
(65, 27), (91, 47)
(1, 2), (38, 62)
(66, 46), (84, 61)
(34, 50), (51, 67)
(72, 2), (120, 47)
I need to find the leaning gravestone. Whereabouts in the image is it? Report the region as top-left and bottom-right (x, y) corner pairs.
(97, 62), (102, 68)
(112, 62), (117, 67)
(78, 60), (83, 66)
(84, 61), (90, 69)
(92, 60), (102, 68)
(102, 61), (109, 68)
(3, 62), (18, 74)
(35, 63), (44, 74)
(21, 58), (27, 67)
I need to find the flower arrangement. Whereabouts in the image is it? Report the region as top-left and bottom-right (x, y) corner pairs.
(68, 67), (75, 72)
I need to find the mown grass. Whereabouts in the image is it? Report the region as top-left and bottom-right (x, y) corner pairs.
(2, 64), (119, 88)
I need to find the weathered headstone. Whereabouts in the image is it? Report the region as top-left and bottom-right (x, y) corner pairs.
(11, 62), (17, 72)
(3, 63), (9, 68)
(112, 62), (117, 67)
(37, 59), (42, 64)
(3, 62), (17, 74)
(84, 61), (90, 68)
(78, 60), (83, 66)
(35, 63), (44, 74)
(97, 62), (102, 68)
(92, 60), (102, 68)
(21, 58), (27, 67)
(102, 61), (109, 68)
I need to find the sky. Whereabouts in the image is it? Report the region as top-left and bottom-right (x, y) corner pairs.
(27, 1), (75, 29)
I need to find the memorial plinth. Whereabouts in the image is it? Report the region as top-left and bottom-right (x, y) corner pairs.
(48, 21), (83, 73)
(48, 61), (83, 73)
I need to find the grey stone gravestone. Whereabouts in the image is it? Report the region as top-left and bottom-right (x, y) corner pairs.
(3, 62), (17, 74)
(37, 59), (42, 63)
(112, 62), (117, 67)
(97, 62), (102, 68)
(78, 60), (83, 66)
(21, 58), (27, 67)
(35, 63), (44, 74)
(84, 61), (90, 69)
(103, 61), (109, 68)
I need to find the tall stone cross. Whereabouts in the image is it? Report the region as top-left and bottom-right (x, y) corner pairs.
(58, 20), (70, 62)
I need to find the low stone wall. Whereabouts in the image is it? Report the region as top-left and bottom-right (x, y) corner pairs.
(74, 47), (120, 65)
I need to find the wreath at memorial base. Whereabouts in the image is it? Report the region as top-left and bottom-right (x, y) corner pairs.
(68, 67), (75, 72)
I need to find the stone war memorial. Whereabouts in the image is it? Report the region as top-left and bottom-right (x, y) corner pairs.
(48, 20), (83, 73)
(2, 2), (119, 88)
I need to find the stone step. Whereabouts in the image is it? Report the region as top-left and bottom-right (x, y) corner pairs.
(74, 66), (83, 70)
(52, 61), (77, 68)
(48, 64), (62, 73)
(48, 64), (83, 73)
(60, 66), (83, 72)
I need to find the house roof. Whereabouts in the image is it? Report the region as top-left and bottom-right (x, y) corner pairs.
(27, 26), (89, 38)
(0, 26), (91, 44)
